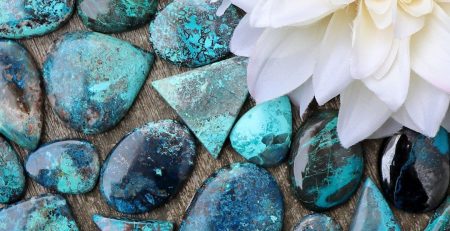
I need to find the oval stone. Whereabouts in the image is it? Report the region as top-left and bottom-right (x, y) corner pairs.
(0, 136), (25, 204)
(25, 139), (100, 194)
(92, 214), (174, 231)
(100, 120), (196, 214)
(230, 96), (292, 167)
(289, 110), (364, 211)
(425, 196), (450, 231)
(380, 128), (450, 212)
(179, 163), (284, 231)
(0, 0), (74, 39)
(293, 214), (342, 231)
(0, 40), (42, 150)
(78, 0), (158, 33)
(43, 31), (154, 134)
(149, 0), (240, 67)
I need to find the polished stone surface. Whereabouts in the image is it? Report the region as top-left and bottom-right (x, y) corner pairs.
(0, 0), (74, 39)
(43, 31), (154, 134)
(0, 136), (25, 204)
(230, 96), (292, 167)
(0, 40), (42, 150)
(349, 178), (400, 231)
(425, 196), (450, 231)
(149, 0), (240, 67)
(152, 57), (248, 158)
(380, 128), (450, 212)
(290, 111), (364, 211)
(100, 120), (196, 214)
(293, 214), (342, 231)
(0, 194), (79, 230)
(180, 163), (283, 231)
(93, 214), (174, 231)
(25, 139), (100, 194)
(78, 0), (158, 33)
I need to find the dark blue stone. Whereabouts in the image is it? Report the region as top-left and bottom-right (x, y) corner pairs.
(290, 110), (364, 211)
(425, 196), (450, 231)
(380, 128), (450, 212)
(0, 136), (25, 204)
(100, 120), (196, 214)
(25, 139), (100, 194)
(293, 214), (342, 231)
(0, 194), (79, 230)
(179, 163), (284, 231)
(92, 214), (174, 231)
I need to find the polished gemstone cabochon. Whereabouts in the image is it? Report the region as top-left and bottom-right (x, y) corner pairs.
(0, 136), (25, 204)
(293, 214), (342, 231)
(92, 214), (174, 231)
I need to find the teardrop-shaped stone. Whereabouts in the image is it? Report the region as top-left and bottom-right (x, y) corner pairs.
(0, 136), (25, 204)
(149, 0), (240, 67)
(25, 139), (100, 194)
(92, 214), (174, 231)
(0, 0), (74, 39)
(78, 0), (158, 33)
(380, 128), (450, 212)
(43, 31), (154, 134)
(230, 96), (292, 167)
(290, 110), (364, 211)
(350, 178), (400, 231)
(0, 40), (42, 150)
(100, 120), (196, 214)
(293, 214), (342, 231)
(425, 196), (450, 231)
(180, 163), (284, 231)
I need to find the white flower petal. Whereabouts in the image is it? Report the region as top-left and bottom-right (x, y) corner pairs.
(368, 119), (403, 139)
(231, 0), (260, 12)
(400, 0), (433, 17)
(395, 6), (426, 38)
(288, 78), (314, 116)
(216, 0), (232, 16)
(230, 15), (264, 57)
(365, 0), (396, 29)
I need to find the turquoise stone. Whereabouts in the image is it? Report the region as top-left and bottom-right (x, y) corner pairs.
(78, 0), (158, 33)
(0, 0), (74, 39)
(152, 57), (248, 158)
(0, 194), (79, 230)
(180, 163), (284, 231)
(230, 96), (292, 167)
(93, 214), (174, 231)
(290, 110), (364, 211)
(43, 31), (154, 134)
(424, 197), (450, 231)
(0, 136), (25, 204)
(25, 139), (100, 194)
(293, 214), (342, 231)
(349, 178), (400, 231)
(149, 0), (240, 67)
(0, 40), (42, 150)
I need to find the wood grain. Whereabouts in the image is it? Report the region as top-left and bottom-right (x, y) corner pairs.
(2, 1), (433, 230)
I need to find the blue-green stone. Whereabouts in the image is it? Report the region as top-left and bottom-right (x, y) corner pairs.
(293, 214), (342, 231)
(0, 136), (25, 204)
(180, 163), (283, 231)
(0, 194), (79, 230)
(350, 178), (400, 231)
(290, 110), (364, 211)
(149, 0), (240, 67)
(425, 196), (450, 231)
(152, 57), (248, 158)
(230, 96), (292, 167)
(25, 139), (100, 194)
(0, 0), (74, 39)
(0, 40), (42, 150)
(92, 214), (174, 231)
(78, 0), (158, 33)
(43, 31), (154, 135)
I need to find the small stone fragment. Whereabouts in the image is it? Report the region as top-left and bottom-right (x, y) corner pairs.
(424, 196), (450, 231)
(92, 214), (174, 231)
(0, 136), (25, 204)
(293, 214), (342, 231)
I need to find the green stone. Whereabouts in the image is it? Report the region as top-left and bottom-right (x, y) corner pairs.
(0, 136), (25, 204)
(93, 214), (174, 231)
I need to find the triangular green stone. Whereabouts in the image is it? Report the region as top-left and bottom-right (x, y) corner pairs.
(152, 57), (248, 158)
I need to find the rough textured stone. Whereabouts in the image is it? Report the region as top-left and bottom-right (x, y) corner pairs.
(0, 136), (25, 204)
(425, 196), (450, 231)
(92, 214), (174, 231)
(293, 214), (342, 231)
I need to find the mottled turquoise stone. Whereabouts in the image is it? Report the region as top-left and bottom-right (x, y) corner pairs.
(149, 0), (240, 67)
(0, 0), (74, 39)
(290, 111), (364, 211)
(180, 163), (284, 231)
(349, 179), (400, 231)
(25, 140), (100, 194)
(0, 40), (42, 150)
(230, 96), (292, 167)
(0, 194), (79, 230)
(93, 214), (174, 231)
(293, 214), (342, 231)
(43, 31), (154, 134)
(0, 136), (25, 204)
(78, 0), (158, 33)
(152, 57), (248, 158)
(424, 197), (450, 231)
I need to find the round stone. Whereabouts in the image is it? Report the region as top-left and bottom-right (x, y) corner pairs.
(100, 120), (197, 214)
(290, 110), (364, 211)
(0, 136), (25, 204)
(293, 214), (342, 231)
(92, 214), (174, 231)
(25, 139), (100, 194)
(149, 0), (240, 67)
(380, 128), (450, 212)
